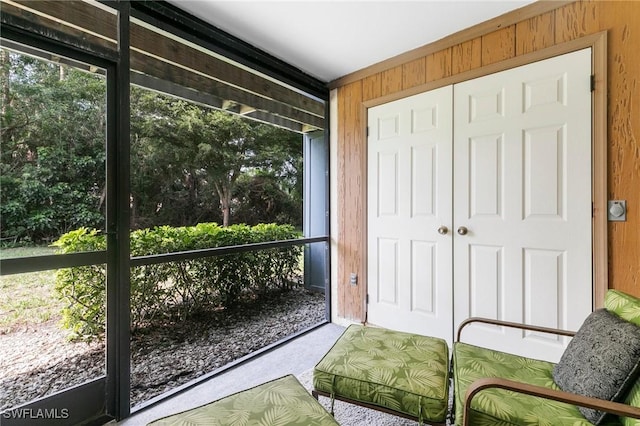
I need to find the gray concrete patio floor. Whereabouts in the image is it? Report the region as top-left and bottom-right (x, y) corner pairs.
(117, 322), (346, 425)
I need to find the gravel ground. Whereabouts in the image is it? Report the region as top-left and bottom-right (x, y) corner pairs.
(0, 287), (325, 412)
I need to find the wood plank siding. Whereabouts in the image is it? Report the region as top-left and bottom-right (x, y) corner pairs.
(333, 0), (640, 321)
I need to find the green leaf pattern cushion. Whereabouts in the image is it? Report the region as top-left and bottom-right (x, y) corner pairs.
(606, 290), (640, 426)
(147, 375), (339, 426)
(622, 380), (640, 426)
(313, 324), (450, 422)
(453, 342), (623, 426)
(605, 290), (640, 327)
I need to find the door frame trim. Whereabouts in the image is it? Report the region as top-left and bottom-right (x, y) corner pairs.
(362, 31), (608, 312)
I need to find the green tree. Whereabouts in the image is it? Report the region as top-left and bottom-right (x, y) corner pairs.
(130, 89), (218, 229)
(1, 50), (304, 243)
(232, 171), (302, 227)
(0, 50), (106, 242)
(130, 89), (302, 228)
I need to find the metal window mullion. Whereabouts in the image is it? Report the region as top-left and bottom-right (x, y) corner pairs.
(0, 251), (107, 276)
(130, 236), (328, 267)
(323, 102), (332, 322)
(105, 0), (131, 420)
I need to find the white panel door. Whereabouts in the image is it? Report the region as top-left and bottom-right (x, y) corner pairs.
(453, 48), (593, 362)
(367, 86), (453, 341)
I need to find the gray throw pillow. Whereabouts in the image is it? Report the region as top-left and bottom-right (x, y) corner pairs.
(553, 309), (640, 424)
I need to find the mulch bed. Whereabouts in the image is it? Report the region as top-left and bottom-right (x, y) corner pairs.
(0, 286), (325, 411)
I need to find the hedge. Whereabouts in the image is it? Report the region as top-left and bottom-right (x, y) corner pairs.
(53, 223), (302, 340)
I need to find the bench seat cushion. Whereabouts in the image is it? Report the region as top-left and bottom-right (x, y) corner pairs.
(313, 324), (450, 423)
(147, 375), (339, 426)
(605, 290), (640, 426)
(453, 342), (622, 426)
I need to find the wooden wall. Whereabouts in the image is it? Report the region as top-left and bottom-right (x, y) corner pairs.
(333, 0), (640, 321)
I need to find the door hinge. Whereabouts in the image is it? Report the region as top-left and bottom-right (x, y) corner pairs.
(366, 294), (369, 304)
(366, 126), (369, 137)
(590, 74), (596, 92)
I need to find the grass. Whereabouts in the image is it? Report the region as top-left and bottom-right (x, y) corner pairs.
(0, 245), (56, 259)
(0, 246), (62, 333)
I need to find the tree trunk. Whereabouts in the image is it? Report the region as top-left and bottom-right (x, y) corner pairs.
(221, 198), (230, 227)
(215, 182), (231, 227)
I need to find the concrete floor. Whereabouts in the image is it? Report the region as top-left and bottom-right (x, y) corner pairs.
(117, 323), (345, 425)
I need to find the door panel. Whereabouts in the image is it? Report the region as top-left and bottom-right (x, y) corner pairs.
(469, 134), (503, 217)
(454, 48), (592, 362)
(367, 86), (453, 341)
(365, 49), (592, 360)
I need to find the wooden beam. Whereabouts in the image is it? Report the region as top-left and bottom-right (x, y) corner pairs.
(7, 0), (117, 42)
(0, 38), (106, 74)
(130, 53), (325, 129)
(130, 72), (306, 133)
(0, 42), (308, 136)
(1, 1), (117, 59)
(4, 0), (325, 130)
(129, 23), (324, 117)
(244, 110), (312, 133)
(9, 0), (323, 117)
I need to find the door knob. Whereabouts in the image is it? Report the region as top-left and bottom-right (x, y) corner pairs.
(437, 226), (449, 235)
(457, 226), (468, 236)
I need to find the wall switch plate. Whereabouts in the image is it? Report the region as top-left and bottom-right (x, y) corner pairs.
(608, 200), (627, 222)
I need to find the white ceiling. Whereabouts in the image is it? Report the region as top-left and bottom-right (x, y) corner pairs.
(167, 0), (536, 83)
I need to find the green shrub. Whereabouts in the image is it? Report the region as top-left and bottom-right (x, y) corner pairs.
(53, 228), (106, 339)
(54, 223), (302, 340)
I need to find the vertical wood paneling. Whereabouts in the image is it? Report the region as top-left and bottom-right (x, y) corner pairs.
(362, 73), (382, 102)
(335, 0), (640, 316)
(338, 81), (365, 320)
(402, 57), (426, 89)
(599, 1), (640, 296)
(452, 38), (482, 75)
(516, 11), (555, 55)
(381, 65), (403, 96)
(426, 48), (452, 82)
(481, 25), (516, 65)
(555, 1), (599, 44)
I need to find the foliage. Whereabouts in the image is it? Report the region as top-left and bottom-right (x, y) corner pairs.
(2, 49), (304, 244)
(52, 228), (106, 338)
(53, 223), (302, 340)
(130, 89), (303, 229)
(1, 51), (106, 243)
(232, 172), (302, 227)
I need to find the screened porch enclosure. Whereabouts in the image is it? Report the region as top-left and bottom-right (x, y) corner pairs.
(0, 1), (329, 424)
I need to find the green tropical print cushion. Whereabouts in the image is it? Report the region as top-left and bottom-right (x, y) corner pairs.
(605, 290), (640, 327)
(604, 290), (640, 426)
(453, 342), (623, 426)
(622, 380), (640, 426)
(313, 324), (449, 423)
(147, 375), (339, 426)
(605, 290), (640, 426)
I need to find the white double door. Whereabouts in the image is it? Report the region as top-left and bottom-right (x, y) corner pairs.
(367, 48), (593, 362)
